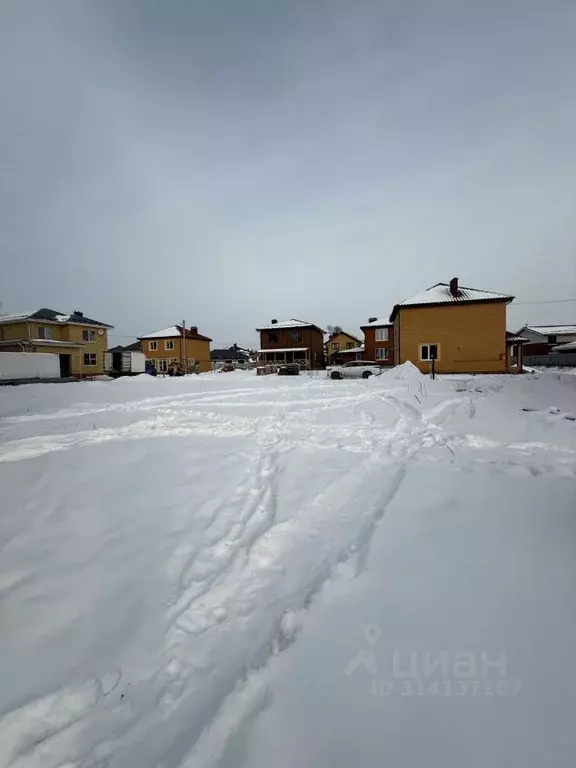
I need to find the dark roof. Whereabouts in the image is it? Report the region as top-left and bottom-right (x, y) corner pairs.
(211, 347), (249, 361)
(0, 307), (113, 328)
(107, 341), (142, 353)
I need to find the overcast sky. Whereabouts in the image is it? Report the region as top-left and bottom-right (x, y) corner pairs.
(1, 0), (575, 348)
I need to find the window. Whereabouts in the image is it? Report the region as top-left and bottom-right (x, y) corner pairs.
(346, 342), (355, 349)
(291, 330), (301, 342)
(82, 329), (96, 342)
(149, 340), (158, 351)
(375, 328), (389, 342)
(268, 332), (278, 344)
(84, 353), (97, 366)
(156, 358), (168, 372)
(37, 326), (52, 340)
(331, 342), (340, 351)
(169, 357), (179, 366)
(420, 344), (439, 361)
(375, 348), (390, 360)
(165, 340), (175, 351)
(0, 328), (3, 340)
(548, 335), (557, 344)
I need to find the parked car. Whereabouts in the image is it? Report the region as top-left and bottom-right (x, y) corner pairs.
(327, 361), (383, 380)
(278, 364), (300, 376)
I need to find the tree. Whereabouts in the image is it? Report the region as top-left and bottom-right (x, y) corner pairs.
(326, 324), (343, 337)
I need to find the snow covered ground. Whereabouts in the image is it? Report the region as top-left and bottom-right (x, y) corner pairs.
(1, 366), (575, 768)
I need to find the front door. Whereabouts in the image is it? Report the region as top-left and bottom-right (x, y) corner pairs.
(59, 354), (71, 377)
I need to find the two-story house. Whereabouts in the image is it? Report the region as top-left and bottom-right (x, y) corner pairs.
(138, 325), (212, 373)
(324, 331), (363, 365)
(360, 318), (394, 366)
(257, 319), (325, 368)
(0, 308), (113, 376)
(390, 278), (517, 374)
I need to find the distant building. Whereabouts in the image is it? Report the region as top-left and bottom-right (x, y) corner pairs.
(211, 346), (250, 367)
(515, 325), (576, 356)
(324, 331), (363, 365)
(0, 308), (113, 376)
(257, 319), (325, 368)
(138, 325), (212, 373)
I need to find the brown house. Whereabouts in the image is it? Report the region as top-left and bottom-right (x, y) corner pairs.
(390, 278), (519, 374)
(257, 319), (325, 368)
(138, 325), (212, 373)
(360, 318), (394, 366)
(0, 308), (113, 376)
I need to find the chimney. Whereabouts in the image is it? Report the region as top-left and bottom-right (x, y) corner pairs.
(368, 317), (378, 323)
(189, 326), (198, 334)
(449, 277), (459, 297)
(74, 310), (83, 317)
(271, 319), (278, 324)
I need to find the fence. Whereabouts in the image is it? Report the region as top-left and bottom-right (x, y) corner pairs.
(524, 354), (576, 368)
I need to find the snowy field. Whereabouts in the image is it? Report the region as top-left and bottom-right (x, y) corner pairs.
(1, 366), (575, 768)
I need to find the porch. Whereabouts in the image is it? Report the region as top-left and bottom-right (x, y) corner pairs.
(258, 347), (310, 368)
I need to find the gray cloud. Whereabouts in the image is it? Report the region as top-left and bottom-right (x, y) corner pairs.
(1, 0), (575, 347)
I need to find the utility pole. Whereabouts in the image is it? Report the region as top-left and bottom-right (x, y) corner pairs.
(181, 319), (186, 373)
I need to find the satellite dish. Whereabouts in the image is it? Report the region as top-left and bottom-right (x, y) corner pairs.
(98, 328), (105, 336)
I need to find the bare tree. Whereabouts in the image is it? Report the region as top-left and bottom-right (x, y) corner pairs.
(326, 324), (343, 337)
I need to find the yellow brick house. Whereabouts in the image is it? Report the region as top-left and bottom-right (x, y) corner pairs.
(0, 308), (113, 376)
(139, 324), (212, 373)
(390, 278), (519, 374)
(324, 330), (363, 365)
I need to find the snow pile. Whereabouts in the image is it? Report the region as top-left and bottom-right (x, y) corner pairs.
(0, 370), (575, 768)
(386, 359), (424, 383)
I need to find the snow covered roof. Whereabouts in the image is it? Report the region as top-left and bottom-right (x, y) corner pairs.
(361, 318), (392, 328)
(506, 333), (529, 344)
(139, 325), (212, 342)
(258, 347), (309, 354)
(257, 319), (324, 332)
(521, 325), (576, 336)
(0, 308), (112, 328)
(552, 340), (576, 352)
(396, 283), (513, 310)
(340, 345), (365, 354)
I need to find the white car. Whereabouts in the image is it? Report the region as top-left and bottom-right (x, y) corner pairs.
(327, 361), (384, 380)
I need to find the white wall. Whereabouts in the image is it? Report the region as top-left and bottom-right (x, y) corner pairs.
(0, 352), (60, 380)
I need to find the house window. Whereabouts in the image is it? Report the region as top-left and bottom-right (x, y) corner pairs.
(268, 332), (278, 344)
(37, 326), (52, 340)
(84, 353), (97, 366)
(82, 329), (96, 342)
(375, 328), (389, 342)
(346, 342), (355, 349)
(156, 358), (168, 372)
(149, 340), (158, 351)
(420, 344), (439, 361)
(548, 335), (557, 344)
(187, 358), (196, 369)
(331, 342), (340, 351)
(0, 328), (3, 340)
(291, 330), (301, 342)
(165, 340), (175, 351)
(375, 348), (390, 360)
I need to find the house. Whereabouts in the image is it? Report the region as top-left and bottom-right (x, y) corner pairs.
(324, 330), (363, 365)
(515, 325), (576, 356)
(138, 325), (212, 373)
(360, 318), (394, 366)
(211, 346), (250, 368)
(107, 341), (142, 354)
(337, 344), (365, 362)
(0, 308), (113, 376)
(257, 319), (325, 368)
(389, 278), (518, 374)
